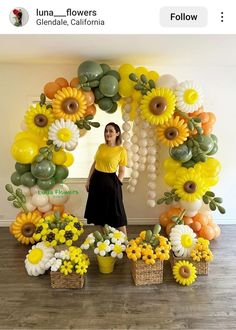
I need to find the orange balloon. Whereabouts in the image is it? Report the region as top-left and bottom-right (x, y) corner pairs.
(167, 207), (183, 218)
(83, 91), (95, 106)
(199, 225), (215, 240)
(85, 105), (96, 117)
(189, 107), (204, 117)
(211, 223), (221, 239)
(193, 213), (208, 227)
(199, 112), (210, 124)
(166, 222), (176, 236)
(55, 77), (69, 88)
(190, 221), (202, 233)
(183, 216), (193, 226)
(159, 213), (170, 227)
(44, 82), (61, 99)
(52, 205), (65, 214)
(70, 77), (80, 88)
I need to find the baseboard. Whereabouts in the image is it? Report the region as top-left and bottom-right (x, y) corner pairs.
(1, 218), (235, 227)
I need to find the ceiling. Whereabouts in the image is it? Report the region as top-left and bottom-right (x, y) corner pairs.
(0, 34), (236, 66)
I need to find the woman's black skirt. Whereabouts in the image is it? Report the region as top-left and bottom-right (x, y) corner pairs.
(84, 169), (127, 228)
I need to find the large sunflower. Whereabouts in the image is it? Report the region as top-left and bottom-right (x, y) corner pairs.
(52, 87), (87, 122)
(140, 88), (176, 125)
(25, 103), (55, 137)
(175, 81), (203, 113)
(173, 260), (197, 286)
(157, 116), (189, 147)
(174, 168), (208, 201)
(10, 211), (42, 245)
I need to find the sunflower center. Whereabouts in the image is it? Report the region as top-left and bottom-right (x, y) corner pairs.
(181, 234), (193, 248)
(34, 114), (48, 127)
(149, 96), (167, 115)
(164, 127), (179, 140)
(184, 180), (197, 193)
(184, 89), (199, 105)
(28, 248), (43, 264)
(21, 223), (36, 237)
(57, 128), (72, 142)
(179, 265), (191, 278)
(62, 98), (79, 114)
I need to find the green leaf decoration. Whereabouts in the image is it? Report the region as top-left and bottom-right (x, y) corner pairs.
(209, 201), (216, 211)
(5, 184), (13, 194)
(89, 122), (100, 128)
(85, 115), (94, 121)
(129, 73), (139, 82)
(214, 197), (223, 203)
(148, 80), (156, 89)
(202, 195), (209, 204)
(13, 201), (21, 208)
(140, 74), (148, 84)
(205, 191), (215, 197)
(218, 205), (226, 214)
(7, 196), (15, 201)
(157, 198), (165, 205)
(83, 121), (91, 130)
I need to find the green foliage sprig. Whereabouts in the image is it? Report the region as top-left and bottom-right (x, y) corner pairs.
(157, 189), (180, 205)
(39, 93), (52, 109)
(129, 73), (155, 95)
(202, 191), (225, 214)
(5, 184), (28, 213)
(175, 108), (202, 134)
(75, 115), (100, 130)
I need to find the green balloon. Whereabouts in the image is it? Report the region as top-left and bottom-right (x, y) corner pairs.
(20, 172), (36, 187)
(37, 178), (56, 190)
(98, 97), (113, 111)
(31, 159), (56, 179)
(11, 171), (22, 186)
(106, 70), (121, 81)
(99, 75), (118, 97)
(100, 63), (111, 74)
(170, 144), (192, 163)
(106, 102), (118, 113)
(206, 142), (218, 155)
(78, 61), (103, 81)
(198, 135), (214, 154)
(54, 165), (69, 182)
(15, 162), (31, 175)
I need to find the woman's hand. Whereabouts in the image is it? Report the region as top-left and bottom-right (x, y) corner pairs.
(85, 181), (90, 192)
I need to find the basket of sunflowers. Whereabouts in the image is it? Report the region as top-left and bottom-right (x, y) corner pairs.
(126, 225), (171, 286)
(33, 211), (84, 249)
(169, 224), (213, 275)
(48, 246), (90, 289)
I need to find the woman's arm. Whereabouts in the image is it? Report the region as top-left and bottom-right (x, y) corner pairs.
(85, 161), (96, 192)
(118, 165), (125, 183)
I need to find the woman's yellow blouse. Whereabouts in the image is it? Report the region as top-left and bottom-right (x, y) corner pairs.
(94, 143), (127, 173)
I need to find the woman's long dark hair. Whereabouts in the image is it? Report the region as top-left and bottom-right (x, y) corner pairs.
(104, 122), (122, 146)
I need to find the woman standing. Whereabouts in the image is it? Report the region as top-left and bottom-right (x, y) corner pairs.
(84, 122), (128, 235)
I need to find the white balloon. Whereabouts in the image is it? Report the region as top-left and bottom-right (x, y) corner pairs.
(122, 122), (131, 131)
(147, 165), (156, 173)
(122, 113), (130, 121)
(25, 197), (36, 212)
(133, 163), (139, 170)
(139, 164), (146, 172)
(18, 185), (31, 197)
(38, 203), (53, 213)
(132, 126), (139, 134)
(148, 130), (155, 138)
(66, 142), (78, 151)
(156, 74), (178, 90)
(147, 156), (156, 164)
(139, 147), (148, 156)
(134, 117), (141, 125)
(139, 139), (148, 148)
(122, 132), (130, 140)
(132, 154), (139, 162)
(131, 135), (138, 144)
(123, 103), (131, 113)
(180, 199), (202, 212)
(131, 144), (139, 153)
(130, 178), (138, 186)
(184, 210), (198, 217)
(139, 156), (147, 164)
(139, 130), (147, 138)
(123, 142), (131, 150)
(30, 185), (40, 195)
(141, 121), (150, 129)
(127, 160), (134, 168)
(131, 170), (139, 179)
(148, 147), (157, 155)
(49, 184), (69, 205)
(147, 173), (157, 181)
(147, 138), (155, 147)
(127, 185), (135, 193)
(147, 182), (156, 190)
(31, 194), (49, 207)
(147, 200), (156, 208)
(147, 191), (156, 199)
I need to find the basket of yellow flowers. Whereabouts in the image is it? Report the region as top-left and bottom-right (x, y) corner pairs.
(126, 225), (171, 286)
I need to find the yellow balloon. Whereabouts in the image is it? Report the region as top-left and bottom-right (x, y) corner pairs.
(131, 90), (142, 101)
(164, 172), (176, 186)
(52, 149), (67, 165)
(63, 152), (74, 167)
(119, 79), (134, 97)
(147, 70), (159, 82)
(164, 157), (181, 171)
(203, 157), (221, 176)
(14, 131), (45, 148)
(11, 139), (39, 164)
(205, 177), (219, 187)
(129, 100), (139, 121)
(135, 66), (148, 77)
(119, 64), (135, 77)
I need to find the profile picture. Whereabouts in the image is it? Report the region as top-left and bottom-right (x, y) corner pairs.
(9, 7), (29, 27)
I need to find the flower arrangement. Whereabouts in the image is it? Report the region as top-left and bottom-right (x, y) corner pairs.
(46, 246), (90, 276)
(173, 260), (197, 286)
(126, 225), (171, 265)
(190, 237), (213, 262)
(81, 224), (127, 259)
(33, 211), (84, 247)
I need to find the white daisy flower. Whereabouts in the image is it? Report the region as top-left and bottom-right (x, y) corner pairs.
(48, 119), (80, 151)
(25, 242), (55, 276)
(169, 224), (197, 258)
(175, 81), (203, 113)
(110, 243), (126, 259)
(51, 259), (62, 272)
(55, 250), (70, 260)
(81, 234), (95, 250)
(109, 230), (126, 244)
(94, 240), (111, 257)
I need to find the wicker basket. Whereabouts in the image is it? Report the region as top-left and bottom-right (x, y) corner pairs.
(130, 259), (163, 286)
(50, 271), (84, 289)
(170, 251), (208, 275)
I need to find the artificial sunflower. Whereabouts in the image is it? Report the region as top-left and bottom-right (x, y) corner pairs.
(140, 88), (176, 125)
(52, 87), (87, 122)
(169, 224), (197, 258)
(173, 260), (197, 286)
(10, 211), (41, 245)
(157, 116), (189, 147)
(48, 119), (80, 151)
(175, 81), (203, 113)
(174, 168), (209, 201)
(25, 103), (55, 137)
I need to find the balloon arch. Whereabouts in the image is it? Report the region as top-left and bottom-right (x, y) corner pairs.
(6, 60), (224, 244)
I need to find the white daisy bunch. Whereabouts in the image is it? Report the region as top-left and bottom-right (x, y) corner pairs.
(48, 118), (80, 151)
(25, 242), (55, 276)
(80, 233), (96, 250)
(55, 250), (70, 260)
(110, 243), (126, 259)
(169, 224), (197, 258)
(45, 257), (62, 272)
(175, 80), (203, 113)
(94, 240), (112, 257)
(109, 230), (127, 244)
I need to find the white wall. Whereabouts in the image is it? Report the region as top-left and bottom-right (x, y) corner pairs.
(0, 63), (235, 226)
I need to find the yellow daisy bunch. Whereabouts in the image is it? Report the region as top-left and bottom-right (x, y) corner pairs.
(142, 250), (157, 265)
(126, 245), (142, 262)
(33, 222), (49, 241)
(190, 237), (213, 262)
(60, 260), (73, 275)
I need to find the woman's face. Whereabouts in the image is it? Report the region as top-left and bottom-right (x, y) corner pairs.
(105, 125), (119, 144)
